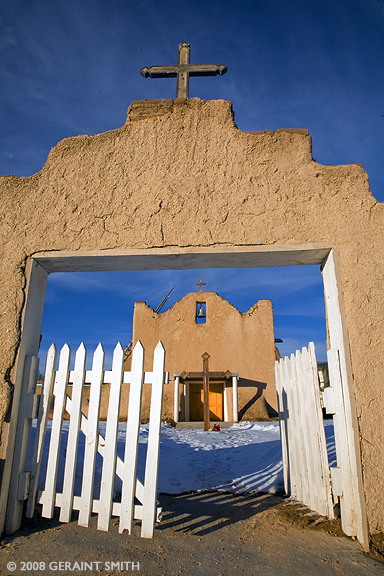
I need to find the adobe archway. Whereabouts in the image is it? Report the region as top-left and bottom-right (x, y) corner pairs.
(0, 98), (382, 547)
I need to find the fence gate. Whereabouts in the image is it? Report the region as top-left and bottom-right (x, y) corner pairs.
(275, 342), (368, 549)
(5, 340), (166, 539)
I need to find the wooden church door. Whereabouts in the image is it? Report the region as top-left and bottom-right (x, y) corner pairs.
(189, 383), (223, 421)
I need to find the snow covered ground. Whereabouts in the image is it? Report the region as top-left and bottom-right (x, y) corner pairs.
(32, 420), (336, 499)
(156, 422), (284, 495)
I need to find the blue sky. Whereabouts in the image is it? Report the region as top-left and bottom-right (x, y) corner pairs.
(41, 266), (326, 368)
(1, 0), (383, 368)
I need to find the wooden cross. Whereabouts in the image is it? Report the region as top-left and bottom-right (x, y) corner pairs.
(202, 352), (210, 431)
(196, 279), (207, 292)
(140, 42), (227, 99)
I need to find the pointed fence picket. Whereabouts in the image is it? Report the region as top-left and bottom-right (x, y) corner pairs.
(6, 340), (166, 539)
(141, 341), (166, 538)
(40, 344), (71, 519)
(275, 343), (334, 520)
(78, 343), (104, 528)
(26, 345), (57, 519)
(119, 341), (145, 535)
(98, 343), (124, 531)
(60, 343), (86, 523)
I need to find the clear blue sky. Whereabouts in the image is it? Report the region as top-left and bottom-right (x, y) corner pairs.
(1, 0), (383, 368)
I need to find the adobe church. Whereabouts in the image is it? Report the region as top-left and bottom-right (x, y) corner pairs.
(124, 282), (279, 423)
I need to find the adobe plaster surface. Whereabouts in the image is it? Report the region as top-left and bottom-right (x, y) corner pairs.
(0, 98), (383, 535)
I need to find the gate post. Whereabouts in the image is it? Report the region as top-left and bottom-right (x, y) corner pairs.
(322, 249), (369, 550)
(1, 259), (48, 536)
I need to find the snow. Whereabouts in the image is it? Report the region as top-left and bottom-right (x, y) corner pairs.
(155, 422), (284, 495)
(32, 419), (336, 499)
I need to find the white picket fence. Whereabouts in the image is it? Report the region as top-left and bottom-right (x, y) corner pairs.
(275, 342), (370, 547)
(6, 340), (166, 539)
(275, 343), (335, 519)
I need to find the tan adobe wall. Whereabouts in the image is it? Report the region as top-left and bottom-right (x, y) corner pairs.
(126, 292), (277, 421)
(0, 97), (383, 535)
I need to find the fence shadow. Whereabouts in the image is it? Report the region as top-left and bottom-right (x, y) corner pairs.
(157, 491), (285, 537)
(1, 491), (285, 544)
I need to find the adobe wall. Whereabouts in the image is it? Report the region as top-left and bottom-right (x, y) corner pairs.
(0, 98), (383, 535)
(126, 292), (277, 421)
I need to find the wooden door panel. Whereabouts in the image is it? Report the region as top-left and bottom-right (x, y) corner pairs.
(189, 383), (223, 421)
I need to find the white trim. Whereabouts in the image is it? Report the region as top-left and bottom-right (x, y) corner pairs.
(174, 375), (180, 423)
(232, 376), (238, 423)
(2, 244), (368, 549)
(2, 260), (48, 535)
(184, 382), (189, 422)
(223, 381), (229, 422)
(33, 244), (331, 273)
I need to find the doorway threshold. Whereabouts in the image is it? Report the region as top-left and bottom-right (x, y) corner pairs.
(175, 421), (234, 429)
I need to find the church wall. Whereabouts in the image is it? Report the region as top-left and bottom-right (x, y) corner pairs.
(127, 292), (277, 421)
(0, 98), (383, 534)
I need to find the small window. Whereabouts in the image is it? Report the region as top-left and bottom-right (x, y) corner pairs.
(196, 302), (206, 324)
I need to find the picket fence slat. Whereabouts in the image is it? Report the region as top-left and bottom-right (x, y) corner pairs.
(41, 344), (71, 519)
(141, 341), (166, 538)
(307, 344), (334, 518)
(274, 360), (289, 494)
(292, 352), (310, 506)
(60, 344), (86, 523)
(78, 343), (104, 527)
(98, 343), (124, 532)
(283, 356), (296, 497)
(119, 341), (145, 535)
(278, 358), (294, 495)
(27, 344), (57, 518)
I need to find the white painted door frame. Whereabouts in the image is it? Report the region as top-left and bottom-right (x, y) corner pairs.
(0, 244), (368, 549)
(322, 250), (369, 549)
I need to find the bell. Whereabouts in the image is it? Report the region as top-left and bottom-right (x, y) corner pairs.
(197, 304), (206, 318)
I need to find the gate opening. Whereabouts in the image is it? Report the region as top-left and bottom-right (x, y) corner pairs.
(1, 246), (369, 550)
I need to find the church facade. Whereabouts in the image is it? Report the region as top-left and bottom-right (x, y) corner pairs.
(124, 289), (278, 422)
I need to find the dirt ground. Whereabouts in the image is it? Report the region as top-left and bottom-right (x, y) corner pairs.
(1, 492), (384, 576)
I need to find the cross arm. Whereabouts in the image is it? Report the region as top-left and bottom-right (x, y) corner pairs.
(140, 66), (179, 78)
(140, 64), (227, 79)
(189, 64), (227, 77)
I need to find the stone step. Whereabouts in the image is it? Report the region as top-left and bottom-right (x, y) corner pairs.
(175, 421), (235, 429)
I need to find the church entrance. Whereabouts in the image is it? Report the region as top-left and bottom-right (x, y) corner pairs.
(189, 383), (223, 421)
(178, 370), (234, 423)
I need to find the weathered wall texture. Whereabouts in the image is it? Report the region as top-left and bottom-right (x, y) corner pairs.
(0, 98), (383, 534)
(126, 292), (277, 421)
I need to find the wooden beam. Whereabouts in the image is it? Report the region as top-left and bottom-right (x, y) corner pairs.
(180, 371), (230, 380)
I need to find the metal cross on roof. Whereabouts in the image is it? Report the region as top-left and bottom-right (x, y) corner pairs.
(195, 279), (207, 292)
(140, 42), (227, 99)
